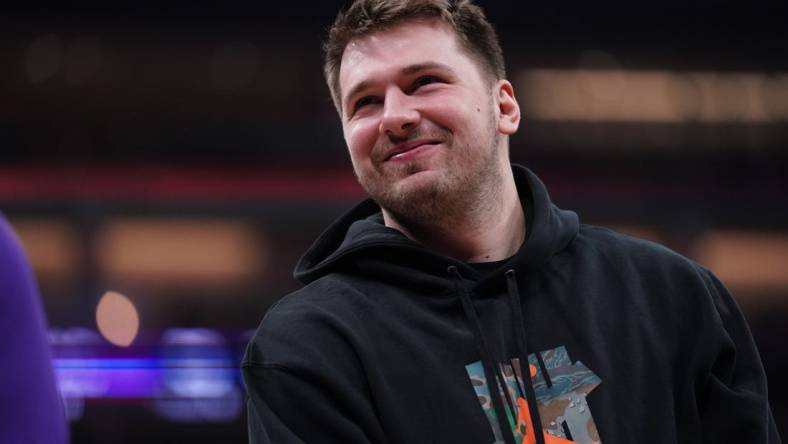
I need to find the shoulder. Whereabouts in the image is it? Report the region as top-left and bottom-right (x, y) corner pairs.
(571, 225), (740, 347)
(263, 274), (369, 329)
(568, 224), (723, 309)
(577, 224), (680, 257)
(243, 274), (368, 369)
(575, 223), (702, 276)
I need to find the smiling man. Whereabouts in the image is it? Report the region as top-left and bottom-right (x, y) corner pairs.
(242, 1), (780, 444)
(338, 21), (522, 263)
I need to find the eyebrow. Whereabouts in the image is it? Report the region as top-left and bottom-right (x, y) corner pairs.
(343, 62), (455, 115)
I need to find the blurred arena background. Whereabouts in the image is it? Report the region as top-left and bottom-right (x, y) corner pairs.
(1, 1), (786, 442)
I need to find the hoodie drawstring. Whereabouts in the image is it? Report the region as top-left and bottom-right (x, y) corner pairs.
(505, 270), (548, 444)
(449, 266), (549, 444)
(449, 266), (517, 444)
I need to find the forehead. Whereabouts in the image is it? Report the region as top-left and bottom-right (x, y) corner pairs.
(338, 20), (481, 97)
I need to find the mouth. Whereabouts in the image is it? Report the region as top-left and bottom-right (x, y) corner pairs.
(383, 139), (441, 162)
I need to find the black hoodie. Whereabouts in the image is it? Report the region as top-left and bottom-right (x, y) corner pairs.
(242, 165), (780, 444)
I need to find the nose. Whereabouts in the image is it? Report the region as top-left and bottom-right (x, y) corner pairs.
(379, 88), (419, 138)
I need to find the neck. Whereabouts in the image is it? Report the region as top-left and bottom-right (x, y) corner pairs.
(382, 166), (525, 263)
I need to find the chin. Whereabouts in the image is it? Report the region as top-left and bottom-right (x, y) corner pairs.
(393, 168), (442, 191)
(361, 163), (448, 204)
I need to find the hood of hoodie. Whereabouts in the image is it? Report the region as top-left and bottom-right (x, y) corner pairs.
(294, 164), (579, 290)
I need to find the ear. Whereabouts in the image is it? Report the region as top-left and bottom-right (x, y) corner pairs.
(496, 80), (521, 135)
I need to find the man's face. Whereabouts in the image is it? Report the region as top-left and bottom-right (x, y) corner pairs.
(338, 19), (517, 226)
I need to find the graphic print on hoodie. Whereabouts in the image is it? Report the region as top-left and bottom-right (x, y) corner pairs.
(466, 346), (601, 444)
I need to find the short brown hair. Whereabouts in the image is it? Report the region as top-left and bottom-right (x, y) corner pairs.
(323, 0), (506, 113)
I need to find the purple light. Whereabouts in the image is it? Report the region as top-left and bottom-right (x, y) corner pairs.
(50, 327), (245, 423)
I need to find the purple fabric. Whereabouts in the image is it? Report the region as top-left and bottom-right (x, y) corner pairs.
(0, 215), (69, 444)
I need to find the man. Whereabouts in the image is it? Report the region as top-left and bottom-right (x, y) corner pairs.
(242, 1), (781, 443)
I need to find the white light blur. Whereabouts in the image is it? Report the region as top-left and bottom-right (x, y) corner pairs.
(762, 74), (788, 121)
(95, 291), (140, 347)
(165, 370), (235, 398)
(519, 69), (788, 123)
(160, 328), (235, 399)
(152, 388), (243, 423)
(695, 231), (788, 290)
(49, 327), (105, 346)
(161, 328), (226, 346)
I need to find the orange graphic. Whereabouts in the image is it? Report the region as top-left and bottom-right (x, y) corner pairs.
(516, 397), (576, 444)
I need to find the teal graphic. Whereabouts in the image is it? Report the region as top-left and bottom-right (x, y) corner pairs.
(465, 346), (602, 443)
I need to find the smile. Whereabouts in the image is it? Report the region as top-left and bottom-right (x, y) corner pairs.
(385, 140), (441, 162)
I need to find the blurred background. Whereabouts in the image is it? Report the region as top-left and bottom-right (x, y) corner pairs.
(1, 0), (786, 442)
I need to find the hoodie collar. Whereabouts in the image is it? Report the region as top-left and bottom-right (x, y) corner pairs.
(294, 165), (579, 287)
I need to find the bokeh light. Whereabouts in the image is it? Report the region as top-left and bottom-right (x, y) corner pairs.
(95, 291), (140, 347)
(519, 68), (787, 123)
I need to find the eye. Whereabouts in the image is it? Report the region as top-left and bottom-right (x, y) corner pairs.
(352, 95), (381, 114)
(413, 75), (441, 89)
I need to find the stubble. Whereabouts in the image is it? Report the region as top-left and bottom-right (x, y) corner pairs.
(358, 109), (504, 233)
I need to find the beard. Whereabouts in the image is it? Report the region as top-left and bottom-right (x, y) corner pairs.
(355, 115), (503, 232)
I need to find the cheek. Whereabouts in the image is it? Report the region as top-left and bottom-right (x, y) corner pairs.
(344, 118), (380, 166)
(421, 93), (477, 134)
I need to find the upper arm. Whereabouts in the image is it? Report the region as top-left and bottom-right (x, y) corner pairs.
(243, 363), (383, 444)
(696, 269), (780, 443)
(241, 291), (386, 444)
